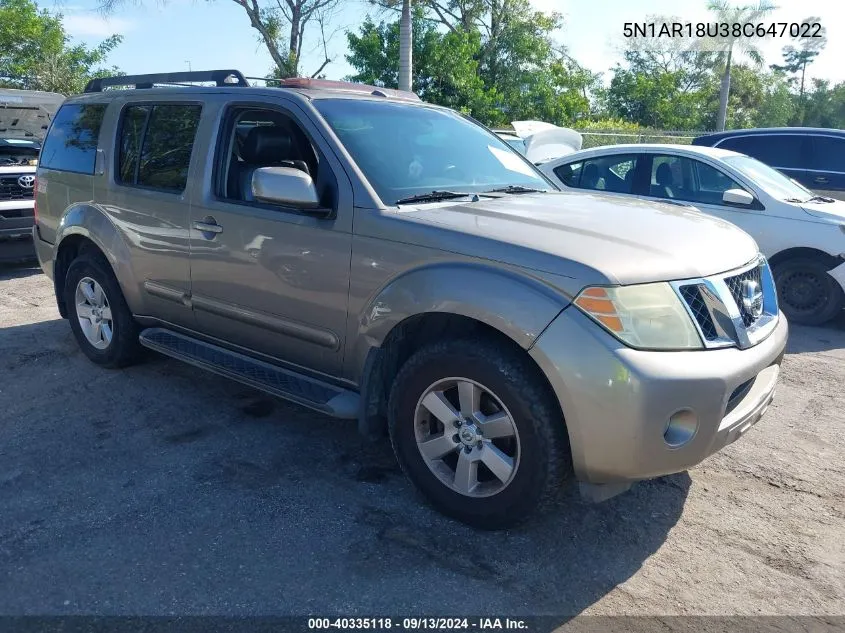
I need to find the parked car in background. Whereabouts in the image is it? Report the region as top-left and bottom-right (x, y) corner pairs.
(0, 88), (65, 261)
(541, 144), (845, 325)
(34, 71), (786, 528)
(494, 120), (582, 164)
(692, 128), (845, 202)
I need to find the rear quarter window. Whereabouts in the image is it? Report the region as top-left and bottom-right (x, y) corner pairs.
(39, 103), (107, 174)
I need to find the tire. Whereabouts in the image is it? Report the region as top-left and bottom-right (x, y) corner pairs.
(388, 337), (571, 529)
(64, 248), (142, 368)
(773, 257), (844, 326)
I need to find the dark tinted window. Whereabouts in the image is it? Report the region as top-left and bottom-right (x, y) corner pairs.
(716, 134), (805, 169)
(117, 103), (202, 191)
(117, 105), (149, 183)
(650, 154), (745, 206)
(39, 103), (107, 174)
(554, 161), (582, 187)
(809, 135), (845, 172)
(567, 154), (638, 194)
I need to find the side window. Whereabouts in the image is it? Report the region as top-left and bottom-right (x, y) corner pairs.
(650, 154), (746, 206)
(650, 155), (692, 200)
(809, 136), (845, 172)
(116, 103), (202, 192)
(118, 105), (149, 183)
(568, 155), (638, 193)
(217, 106), (330, 208)
(717, 135), (804, 169)
(553, 161), (582, 187)
(39, 103), (107, 174)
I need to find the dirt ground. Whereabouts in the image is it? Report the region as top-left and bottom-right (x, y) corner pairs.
(0, 263), (843, 620)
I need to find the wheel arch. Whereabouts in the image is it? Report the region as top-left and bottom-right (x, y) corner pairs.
(353, 263), (572, 441)
(53, 205), (139, 318)
(768, 246), (843, 271)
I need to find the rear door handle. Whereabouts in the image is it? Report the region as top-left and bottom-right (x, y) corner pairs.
(814, 176), (829, 184)
(193, 217), (223, 237)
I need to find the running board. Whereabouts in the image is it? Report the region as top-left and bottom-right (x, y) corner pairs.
(138, 328), (358, 419)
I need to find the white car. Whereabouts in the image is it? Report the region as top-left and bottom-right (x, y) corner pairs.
(495, 120), (582, 164)
(540, 144), (845, 325)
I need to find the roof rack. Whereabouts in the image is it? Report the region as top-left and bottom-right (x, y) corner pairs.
(84, 70), (249, 93)
(246, 76), (421, 101)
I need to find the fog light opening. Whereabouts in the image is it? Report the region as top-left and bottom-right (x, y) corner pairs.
(664, 409), (698, 448)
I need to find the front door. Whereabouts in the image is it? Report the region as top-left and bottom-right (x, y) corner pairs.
(187, 101), (353, 378)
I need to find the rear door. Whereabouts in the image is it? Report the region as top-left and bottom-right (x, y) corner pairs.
(715, 134), (811, 189)
(807, 134), (845, 200)
(92, 97), (203, 328)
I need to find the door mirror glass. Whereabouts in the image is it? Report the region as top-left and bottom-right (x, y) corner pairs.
(251, 166), (320, 209)
(722, 188), (755, 206)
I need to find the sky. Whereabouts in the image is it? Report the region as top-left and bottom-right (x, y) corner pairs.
(53, 0), (845, 87)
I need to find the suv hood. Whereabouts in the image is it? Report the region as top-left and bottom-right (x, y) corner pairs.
(0, 90), (64, 140)
(393, 191), (759, 289)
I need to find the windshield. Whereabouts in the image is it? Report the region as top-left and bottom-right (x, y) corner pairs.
(313, 99), (551, 205)
(722, 154), (813, 202)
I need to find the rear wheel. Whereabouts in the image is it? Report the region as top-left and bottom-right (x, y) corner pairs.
(388, 338), (571, 529)
(64, 249), (142, 368)
(773, 257), (844, 326)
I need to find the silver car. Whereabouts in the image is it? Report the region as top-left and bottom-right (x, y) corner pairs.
(33, 71), (787, 528)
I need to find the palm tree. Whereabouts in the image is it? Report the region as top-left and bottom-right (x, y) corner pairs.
(708, 1), (776, 131)
(398, 0), (413, 91)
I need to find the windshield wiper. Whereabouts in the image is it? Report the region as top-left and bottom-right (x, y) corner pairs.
(483, 185), (546, 194)
(395, 190), (482, 205)
(804, 195), (836, 203)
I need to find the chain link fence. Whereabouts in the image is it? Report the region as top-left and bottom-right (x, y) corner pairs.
(575, 130), (704, 149)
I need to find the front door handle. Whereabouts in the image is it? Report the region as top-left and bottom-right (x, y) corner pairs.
(814, 175), (829, 184)
(193, 217), (223, 238)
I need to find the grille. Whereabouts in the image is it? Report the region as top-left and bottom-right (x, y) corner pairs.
(0, 176), (34, 201)
(724, 265), (764, 327)
(679, 284), (718, 340)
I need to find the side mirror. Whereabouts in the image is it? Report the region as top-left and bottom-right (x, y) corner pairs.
(722, 188), (755, 206)
(251, 166), (328, 214)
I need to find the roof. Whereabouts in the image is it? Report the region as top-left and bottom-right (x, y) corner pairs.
(551, 143), (742, 164)
(693, 127), (845, 144)
(80, 70), (422, 104)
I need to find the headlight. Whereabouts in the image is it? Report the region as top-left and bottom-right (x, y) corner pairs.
(573, 283), (702, 350)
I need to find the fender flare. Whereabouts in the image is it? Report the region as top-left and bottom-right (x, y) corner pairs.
(54, 204), (142, 314)
(348, 261), (570, 383)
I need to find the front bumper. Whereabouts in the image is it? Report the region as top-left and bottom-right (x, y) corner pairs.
(0, 199), (35, 238)
(530, 307), (788, 484)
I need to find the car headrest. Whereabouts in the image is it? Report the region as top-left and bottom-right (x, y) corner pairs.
(656, 162), (674, 186)
(242, 126), (294, 164)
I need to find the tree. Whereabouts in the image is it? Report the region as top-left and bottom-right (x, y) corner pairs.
(348, 1), (595, 126)
(398, 0), (412, 91)
(770, 17), (827, 124)
(705, 1), (776, 131)
(0, 0), (122, 94)
(100, 0), (340, 78)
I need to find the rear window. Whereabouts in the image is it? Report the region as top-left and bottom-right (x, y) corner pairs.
(39, 103), (107, 174)
(716, 134), (806, 169)
(116, 103), (202, 192)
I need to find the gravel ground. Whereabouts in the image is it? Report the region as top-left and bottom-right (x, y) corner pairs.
(0, 263), (843, 620)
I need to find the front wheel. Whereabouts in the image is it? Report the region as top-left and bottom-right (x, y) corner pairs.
(388, 338), (571, 529)
(773, 257), (844, 326)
